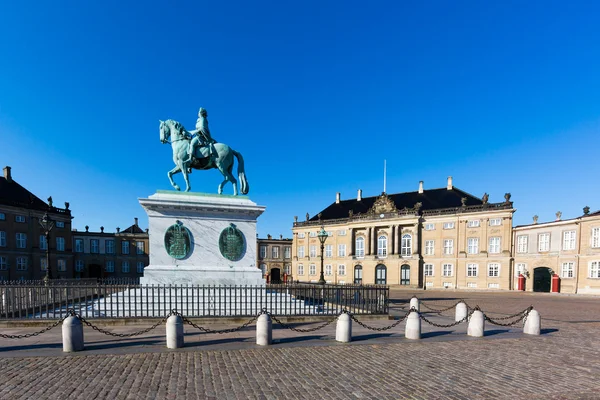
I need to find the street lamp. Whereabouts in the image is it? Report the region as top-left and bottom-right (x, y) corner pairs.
(317, 225), (328, 285)
(39, 212), (55, 283)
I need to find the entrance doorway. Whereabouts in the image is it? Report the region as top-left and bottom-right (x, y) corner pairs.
(401, 264), (410, 285)
(89, 264), (102, 280)
(375, 264), (387, 285)
(271, 268), (281, 284)
(533, 267), (551, 292)
(354, 265), (363, 284)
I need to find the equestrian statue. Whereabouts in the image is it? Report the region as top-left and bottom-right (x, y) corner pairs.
(159, 107), (249, 195)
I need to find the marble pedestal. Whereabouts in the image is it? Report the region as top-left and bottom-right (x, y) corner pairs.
(139, 191), (266, 286)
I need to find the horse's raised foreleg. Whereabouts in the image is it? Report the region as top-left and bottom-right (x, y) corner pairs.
(217, 163), (238, 196)
(180, 160), (191, 192)
(167, 165), (181, 191)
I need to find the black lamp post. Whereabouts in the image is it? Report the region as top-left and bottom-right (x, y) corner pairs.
(317, 225), (328, 285)
(39, 212), (55, 282)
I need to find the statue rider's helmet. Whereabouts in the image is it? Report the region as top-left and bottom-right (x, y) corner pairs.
(198, 107), (207, 117)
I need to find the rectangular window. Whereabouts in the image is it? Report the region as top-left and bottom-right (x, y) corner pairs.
(16, 257), (27, 271)
(425, 240), (434, 256)
(325, 264), (332, 276)
(424, 264), (434, 276)
(56, 221), (65, 228)
(592, 228), (600, 248)
(467, 282), (477, 288)
(309, 232), (317, 238)
(338, 230), (347, 236)
(136, 241), (145, 255)
(401, 235), (411, 256)
(75, 260), (84, 272)
(338, 244), (346, 257)
(309, 245), (317, 258)
(41, 258), (48, 271)
(122, 261), (130, 273)
(106, 240), (114, 254)
(0, 212), (5, 220)
(443, 239), (454, 255)
(0, 256), (7, 270)
(488, 283), (500, 289)
(515, 263), (527, 277)
(298, 233), (305, 239)
(309, 264), (316, 275)
(338, 264), (346, 275)
(443, 222), (455, 229)
(298, 264), (304, 275)
(325, 245), (333, 258)
(561, 262), (574, 278)
(284, 246), (291, 259)
(467, 238), (479, 254)
(562, 231), (576, 251)
(517, 235), (528, 253)
(122, 241), (130, 255)
(590, 261), (600, 278)
(272, 246), (280, 259)
(442, 264), (453, 277)
(284, 265), (291, 275)
(489, 218), (502, 226)
(425, 223), (435, 231)
(488, 237), (500, 254)
(355, 238), (365, 258)
(39, 235), (47, 250)
(57, 259), (66, 271)
(298, 246), (305, 258)
(326, 231), (333, 237)
(467, 263), (478, 277)
(0, 231), (6, 247)
(15, 215), (25, 223)
(538, 233), (550, 252)
(16, 233), (27, 249)
(91, 239), (99, 254)
(106, 261), (115, 273)
(488, 263), (500, 277)
(259, 246), (267, 259)
(75, 239), (83, 253)
(56, 237), (65, 252)
(467, 220), (480, 228)
(137, 262), (144, 273)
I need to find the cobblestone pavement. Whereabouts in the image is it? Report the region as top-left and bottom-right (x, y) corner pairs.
(1, 290), (599, 399)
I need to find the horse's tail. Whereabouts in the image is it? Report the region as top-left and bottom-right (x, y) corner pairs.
(232, 149), (249, 195)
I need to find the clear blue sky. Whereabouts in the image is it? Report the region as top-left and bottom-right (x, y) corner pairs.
(1, 1), (599, 237)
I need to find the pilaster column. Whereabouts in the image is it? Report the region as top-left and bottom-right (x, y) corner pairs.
(366, 227), (372, 256)
(395, 225), (401, 256)
(349, 228), (354, 256)
(390, 225), (395, 255)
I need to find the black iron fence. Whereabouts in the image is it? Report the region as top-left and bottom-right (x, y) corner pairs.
(0, 282), (388, 319)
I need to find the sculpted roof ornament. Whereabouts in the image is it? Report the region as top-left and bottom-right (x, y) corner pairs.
(368, 192), (398, 215)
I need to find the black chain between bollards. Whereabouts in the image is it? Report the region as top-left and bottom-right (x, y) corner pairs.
(418, 307), (478, 328)
(0, 311), (73, 339)
(76, 310), (175, 337)
(419, 300), (466, 313)
(349, 308), (413, 331)
(484, 306), (533, 327)
(179, 311), (260, 334)
(267, 310), (339, 333)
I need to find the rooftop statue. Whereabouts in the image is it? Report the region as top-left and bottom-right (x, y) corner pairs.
(159, 108), (249, 195)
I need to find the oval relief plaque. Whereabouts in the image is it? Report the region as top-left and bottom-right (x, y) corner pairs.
(164, 221), (192, 260)
(219, 223), (246, 261)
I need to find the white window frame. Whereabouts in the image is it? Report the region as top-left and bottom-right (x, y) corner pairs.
(298, 264), (304, 275)
(16, 257), (27, 271)
(136, 241), (145, 255)
(592, 228), (600, 248)
(443, 239), (454, 255)
(562, 231), (576, 251)
(298, 233), (305, 239)
(309, 245), (317, 258)
(0, 213), (5, 220)
(424, 263), (434, 276)
(57, 259), (66, 272)
(56, 237), (65, 252)
(0, 231), (6, 247)
(443, 222), (455, 230)
(515, 263), (527, 277)
(41, 258), (48, 271)
(284, 265), (291, 275)
(15, 215), (25, 223)
(517, 235), (528, 253)
(91, 239), (99, 254)
(137, 262), (144, 273)
(489, 218), (502, 226)
(538, 233), (550, 252)
(467, 220), (480, 228)
(467, 263), (478, 277)
(75, 239), (83, 253)
(106, 240), (114, 254)
(40, 235), (48, 250)
(75, 260), (84, 272)
(561, 262), (574, 278)
(56, 221), (65, 228)
(16, 233), (27, 249)
(284, 246), (291, 259)
(122, 241), (130, 255)
(338, 230), (347, 236)
(105, 261), (115, 273)
(401, 234), (412, 257)
(487, 263), (500, 277)
(338, 264), (346, 276)
(425, 240), (434, 256)
(377, 235), (388, 257)
(355, 237), (365, 258)
(589, 261), (600, 278)
(325, 245), (333, 258)
(259, 246), (267, 259)
(425, 223), (435, 231)
(338, 244), (346, 257)
(325, 264), (332, 276)
(488, 237), (500, 254)
(309, 264), (316, 275)
(297, 246), (305, 258)
(122, 261), (130, 273)
(272, 246), (280, 259)
(467, 238), (479, 254)
(309, 232), (317, 238)
(0, 256), (7, 270)
(442, 263), (453, 277)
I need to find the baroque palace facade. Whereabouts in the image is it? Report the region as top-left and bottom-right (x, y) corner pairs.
(291, 177), (515, 289)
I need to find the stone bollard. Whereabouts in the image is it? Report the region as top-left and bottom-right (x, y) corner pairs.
(62, 315), (84, 352)
(166, 315), (184, 349)
(523, 309), (541, 335)
(336, 313), (352, 343)
(468, 310), (485, 337)
(405, 311), (421, 340)
(455, 302), (468, 322)
(256, 313), (272, 346)
(409, 296), (420, 312)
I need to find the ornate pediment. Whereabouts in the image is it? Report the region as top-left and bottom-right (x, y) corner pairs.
(368, 192), (398, 215)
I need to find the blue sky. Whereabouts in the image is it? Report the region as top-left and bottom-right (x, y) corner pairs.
(1, 1), (599, 237)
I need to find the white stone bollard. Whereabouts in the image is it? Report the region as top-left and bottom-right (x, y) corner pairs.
(62, 315), (84, 352)
(468, 310), (485, 337)
(166, 315), (184, 349)
(409, 296), (420, 312)
(336, 313), (352, 343)
(455, 302), (468, 322)
(523, 309), (541, 335)
(256, 313), (272, 346)
(405, 311), (421, 340)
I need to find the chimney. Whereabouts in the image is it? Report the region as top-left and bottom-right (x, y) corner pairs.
(447, 176), (453, 190)
(533, 215), (538, 224)
(116, 227), (120, 233)
(134, 217), (139, 226)
(3, 166), (12, 183)
(100, 226), (104, 233)
(267, 234), (272, 240)
(556, 211), (562, 221)
(357, 189), (362, 201)
(336, 192), (341, 204)
(279, 234), (283, 240)
(418, 181), (424, 194)
(85, 225), (89, 232)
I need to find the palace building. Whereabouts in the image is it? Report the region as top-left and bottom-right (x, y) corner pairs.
(291, 177), (515, 289)
(257, 235), (292, 283)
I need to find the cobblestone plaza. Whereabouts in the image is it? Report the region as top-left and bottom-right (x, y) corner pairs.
(1, 289), (599, 399)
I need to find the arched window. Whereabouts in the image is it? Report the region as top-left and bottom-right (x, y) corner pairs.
(260, 264), (267, 276)
(375, 264), (387, 284)
(355, 237), (365, 258)
(377, 235), (387, 257)
(354, 265), (363, 284)
(401, 234), (412, 256)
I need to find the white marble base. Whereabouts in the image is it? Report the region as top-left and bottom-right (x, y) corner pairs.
(139, 190), (266, 286)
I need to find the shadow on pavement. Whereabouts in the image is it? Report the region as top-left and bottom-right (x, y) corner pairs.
(484, 329), (510, 336)
(0, 342), (63, 352)
(83, 339), (165, 350)
(541, 328), (559, 335)
(352, 333), (398, 341)
(273, 335), (327, 344)
(421, 330), (454, 339)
